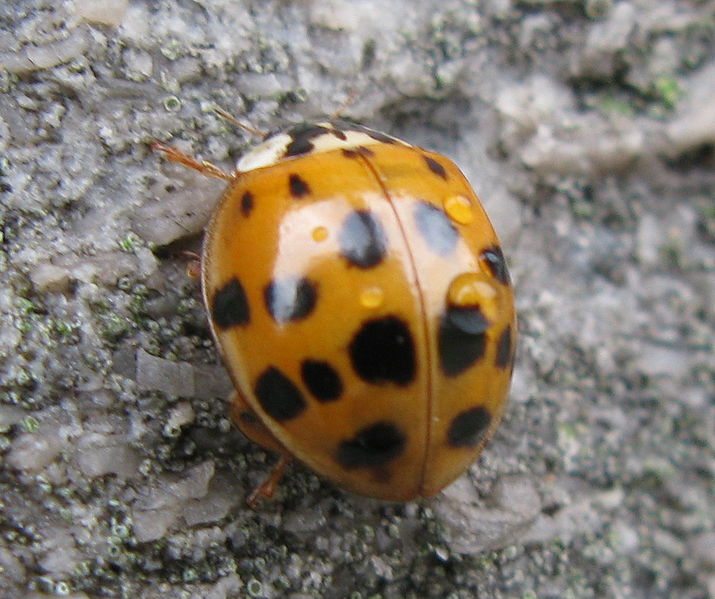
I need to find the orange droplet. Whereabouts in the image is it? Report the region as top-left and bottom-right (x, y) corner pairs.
(444, 195), (473, 225)
(447, 272), (497, 307)
(312, 226), (329, 242)
(360, 286), (384, 309)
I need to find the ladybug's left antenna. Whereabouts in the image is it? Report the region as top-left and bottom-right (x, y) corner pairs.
(213, 107), (266, 138)
(151, 142), (234, 181)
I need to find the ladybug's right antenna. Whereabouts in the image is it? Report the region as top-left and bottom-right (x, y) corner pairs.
(213, 106), (266, 138)
(329, 89), (360, 120)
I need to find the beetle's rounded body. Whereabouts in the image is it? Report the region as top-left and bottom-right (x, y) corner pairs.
(201, 121), (516, 501)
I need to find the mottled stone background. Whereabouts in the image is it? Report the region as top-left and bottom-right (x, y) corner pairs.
(1, 1), (714, 598)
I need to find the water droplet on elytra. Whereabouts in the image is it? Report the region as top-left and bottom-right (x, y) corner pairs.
(312, 226), (329, 242)
(447, 272), (497, 307)
(443, 195), (473, 225)
(360, 286), (384, 309)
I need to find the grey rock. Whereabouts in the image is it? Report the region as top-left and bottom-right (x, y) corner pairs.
(2, 1), (713, 597)
(136, 348), (195, 397)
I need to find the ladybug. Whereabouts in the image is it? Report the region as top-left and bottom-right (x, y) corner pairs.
(154, 119), (516, 504)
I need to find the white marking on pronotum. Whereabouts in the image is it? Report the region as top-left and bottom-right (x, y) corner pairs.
(235, 122), (409, 172)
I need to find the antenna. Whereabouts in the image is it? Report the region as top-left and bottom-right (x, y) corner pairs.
(213, 106), (266, 137)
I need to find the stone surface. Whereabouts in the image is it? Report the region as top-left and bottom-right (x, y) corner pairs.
(1, 0), (713, 598)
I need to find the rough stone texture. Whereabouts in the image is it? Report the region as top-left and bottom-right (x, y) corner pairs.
(1, 0), (714, 598)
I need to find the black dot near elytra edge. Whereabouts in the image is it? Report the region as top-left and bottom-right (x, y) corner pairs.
(254, 367), (307, 421)
(301, 359), (343, 402)
(240, 191), (254, 217)
(414, 201), (459, 256)
(495, 326), (513, 370)
(447, 406), (492, 448)
(264, 276), (317, 323)
(339, 210), (387, 269)
(336, 421), (406, 468)
(284, 123), (331, 157)
(349, 316), (416, 386)
(289, 173), (311, 198)
(438, 304), (489, 377)
(424, 155), (448, 180)
(211, 277), (250, 329)
(481, 245), (511, 286)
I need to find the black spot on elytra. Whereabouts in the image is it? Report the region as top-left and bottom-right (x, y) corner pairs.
(240, 191), (254, 217)
(349, 316), (416, 386)
(482, 246), (511, 286)
(447, 406), (492, 448)
(301, 359), (343, 402)
(264, 277), (317, 323)
(424, 155), (448, 179)
(414, 201), (458, 256)
(495, 326), (513, 369)
(339, 210), (387, 269)
(438, 305), (489, 376)
(336, 421), (406, 468)
(284, 123), (331, 157)
(289, 173), (311, 198)
(211, 278), (250, 329)
(254, 367), (306, 421)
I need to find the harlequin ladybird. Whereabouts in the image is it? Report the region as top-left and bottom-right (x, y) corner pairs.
(155, 120), (516, 503)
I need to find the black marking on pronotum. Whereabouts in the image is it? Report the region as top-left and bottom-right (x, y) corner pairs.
(329, 121), (398, 144)
(341, 146), (375, 159)
(360, 127), (397, 144)
(284, 123), (331, 157)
